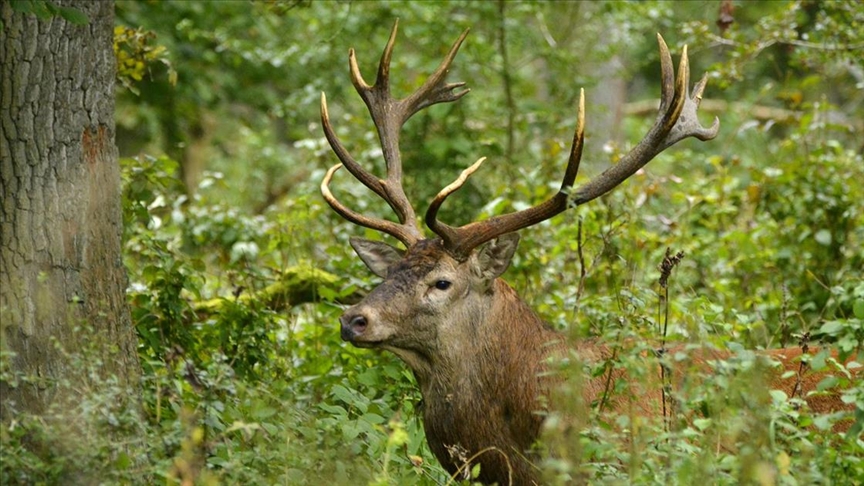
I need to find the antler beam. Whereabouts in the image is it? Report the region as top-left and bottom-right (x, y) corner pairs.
(426, 34), (720, 259)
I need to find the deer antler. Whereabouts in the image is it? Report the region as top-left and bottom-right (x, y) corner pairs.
(426, 34), (720, 259)
(320, 20), (470, 247)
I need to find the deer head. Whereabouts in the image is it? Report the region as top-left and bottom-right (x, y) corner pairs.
(321, 20), (718, 361)
(320, 21), (719, 484)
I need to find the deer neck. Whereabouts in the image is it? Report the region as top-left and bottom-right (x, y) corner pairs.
(410, 279), (560, 485)
(412, 279), (560, 402)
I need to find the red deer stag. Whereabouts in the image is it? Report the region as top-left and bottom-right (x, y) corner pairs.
(320, 22), (855, 485)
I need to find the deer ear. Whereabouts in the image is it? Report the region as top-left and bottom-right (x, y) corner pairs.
(474, 233), (520, 282)
(349, 237), (403, 278)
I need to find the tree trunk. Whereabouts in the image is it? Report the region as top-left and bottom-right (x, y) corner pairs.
(0, 0), (139, 419)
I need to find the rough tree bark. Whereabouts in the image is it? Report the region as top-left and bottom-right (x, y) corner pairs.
(0, 0), (139, 419)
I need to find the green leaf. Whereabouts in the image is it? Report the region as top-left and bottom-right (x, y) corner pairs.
(252, 406), (277, 420)
(816, 375), (839, 392)
(360, 412), (385, 425)
(318, 403), (347, 416)
(812, 414), (832, 431)
(814, 229), (832, 246)
(57, 6), (88, 25)
(115, 451), (131, 470)
(341, 423), (360, 440)
(331, 384), (354, 405)
(769, 389), (788, 403)
(30, 0), (52, 19)
(854, 299), (864, 319)
(810, 349), (828, 370)
(208, 456), (228, 467)
(10, 0), (34, 14)
(318, 286), (337, 301)
(693, 418), (712, 431)
(819, 320), (844, 335)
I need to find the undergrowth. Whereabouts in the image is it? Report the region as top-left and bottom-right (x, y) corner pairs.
(3, 123), (862, 483)
(4, 2), (864, 483)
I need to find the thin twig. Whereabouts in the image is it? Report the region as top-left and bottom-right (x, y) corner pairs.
(445, 445), (513, 486)
(575, 218), (586, 304)
(598, 347), (619, 414)
(497, 0), (516, 166)
(657, 248), (685, 432)
(708, 32), (864, 52)
(790, 332), (811, 403)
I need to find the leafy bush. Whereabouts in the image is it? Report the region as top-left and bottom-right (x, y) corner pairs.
(3, 1), (863, 484)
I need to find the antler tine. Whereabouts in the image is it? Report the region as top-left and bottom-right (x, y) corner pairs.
(343, 21), (418, 228)
(571, 37), (717, 204)
(352, 22), (470, 194)
(321, 164), (420, 245)
(348, 17), (399, 93)
(321, 91), (421, 244)
(320, 93), (387, 199)
(425, 157), (487, 246)
(657, 34), (675, 114)
(403, 29), (471, 119)
(426, 90), (586, 257)
(321, 22), (471, 246)
(428, 35), (719, 260)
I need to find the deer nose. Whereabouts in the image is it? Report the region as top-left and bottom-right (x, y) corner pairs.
(340, 313), (368, 341)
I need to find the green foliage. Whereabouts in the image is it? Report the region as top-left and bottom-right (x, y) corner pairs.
(540, 339), (864, 485)
(4, 1), (864, 484)
(114, 25), (177, 94)
(2, 0), (88, 31)
(113, 152), (451, 483)
(0, 327), (150, 485)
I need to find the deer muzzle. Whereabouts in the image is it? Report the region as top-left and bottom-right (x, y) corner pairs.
(340, 312), (369, 342)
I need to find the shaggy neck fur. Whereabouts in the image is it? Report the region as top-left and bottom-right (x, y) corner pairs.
(412, 279), (561, 486)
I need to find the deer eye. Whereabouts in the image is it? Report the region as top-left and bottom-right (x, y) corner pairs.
(433, 280), (451, 290)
